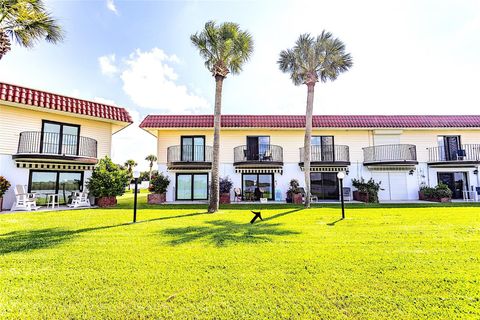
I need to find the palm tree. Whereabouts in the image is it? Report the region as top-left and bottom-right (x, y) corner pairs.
(278, 32), (352, 208)
(0, 0), (63, 60)
(191, 21), (253, 213)
(145, 154), (157, 181)
(124, 159), (137, 190)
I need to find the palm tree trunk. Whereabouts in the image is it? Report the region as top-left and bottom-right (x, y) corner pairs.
(303, 82), (315, 208)
(208, 75), (224, 213)
(149, 163), (153, 182)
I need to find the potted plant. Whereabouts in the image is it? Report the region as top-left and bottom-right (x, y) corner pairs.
(419, 183), (452, 202)
(219, 176), (233, 204)
(86, 156), (129, 207)
(0, 176), (11, 211)
(286, 179), (302, 204)
(148, 172), (170, 204)
(352, 178), (382, 203)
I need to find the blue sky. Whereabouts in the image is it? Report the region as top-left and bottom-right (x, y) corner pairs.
(1, 0), (479, 169)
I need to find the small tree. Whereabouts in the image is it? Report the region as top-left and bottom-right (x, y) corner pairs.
(87, 157), (129, 198)
(148, 172), (170, 194)
(0, 176), (11, 197)
(219, 177), (233, 194)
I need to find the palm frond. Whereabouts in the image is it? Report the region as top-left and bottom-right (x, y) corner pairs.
(278, 30), (352, 85)
(190, 20), (254, 77)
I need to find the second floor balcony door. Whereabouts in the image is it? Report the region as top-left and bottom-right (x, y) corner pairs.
(312, 136), (334, 162)
(438, 136), (461, 161)
(181, 136), (205, 162)
(41, 121), (80, 156)
(246, 136), (270, 161)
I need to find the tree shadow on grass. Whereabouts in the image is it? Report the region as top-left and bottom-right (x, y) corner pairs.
(0, 211), (209, 255)
(161, 220), (299, 247)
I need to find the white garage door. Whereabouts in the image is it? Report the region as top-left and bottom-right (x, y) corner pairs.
(372, 172), (408, 201)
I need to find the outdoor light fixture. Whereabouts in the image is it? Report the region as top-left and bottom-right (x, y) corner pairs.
(474, 169), (479, 175)
(409, 169), (415, 175)
(133, 170), (140, 223)
(337, 171), (345, 219)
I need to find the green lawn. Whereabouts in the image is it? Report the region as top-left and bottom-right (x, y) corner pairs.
(1, 194), (479, 319)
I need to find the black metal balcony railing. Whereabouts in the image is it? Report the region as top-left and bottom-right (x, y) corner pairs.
(17, 131), (97, 158)
(427, 144), (480, 162)
(363, 144), (417, 164)
(234, 144), (283, 164)
(167, 145), (213, 163)
(299, 145), (350, 163)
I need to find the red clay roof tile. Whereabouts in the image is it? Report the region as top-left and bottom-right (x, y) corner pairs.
(0, 82), (132, 123)
(139, 114), (480, 129)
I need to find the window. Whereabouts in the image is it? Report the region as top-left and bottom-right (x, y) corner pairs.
(181, 136), (205, 162)
(311, 136), (334, 162)
(41, 120), (80, 155)
(176, 173), (209, 200)
(29, 171), (83, 205)
(310, 172), (339, 200)
(246, 136), (270, 161)
(438, 136), (461, 161)
(242, 173), (274, 201)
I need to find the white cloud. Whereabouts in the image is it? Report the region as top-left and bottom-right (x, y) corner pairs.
(106, 0), (118, 14)
(98, 54), (118, 76)
(120, 48), (209, 114)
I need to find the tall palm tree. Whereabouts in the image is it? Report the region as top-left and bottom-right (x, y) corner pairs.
(0, 0), (63, 60)
(124, 159), (137, 190)
(191, 21), (253, 213)
(278, 32), (352, 208)
(145, 154), (157, 181)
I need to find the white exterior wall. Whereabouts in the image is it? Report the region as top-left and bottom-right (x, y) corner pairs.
(155, 128), (480, 203)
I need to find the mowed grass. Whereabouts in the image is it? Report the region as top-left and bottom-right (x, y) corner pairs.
(0, 194), (479, 319)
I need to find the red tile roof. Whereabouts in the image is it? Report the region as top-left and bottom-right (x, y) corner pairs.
(140, 115), (480, 129)
(0, 82), (132, 123)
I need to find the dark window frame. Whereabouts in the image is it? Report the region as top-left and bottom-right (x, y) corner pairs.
(241, 173), (275, 201)
(175, 173), (209, 201)
(311, 135), (335, 162)
(40, 120), (81, 155)
(28, 170), (84, 204)
(180, 135), (206, 162)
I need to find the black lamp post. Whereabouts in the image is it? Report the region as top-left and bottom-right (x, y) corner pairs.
(337, 171), (345, 219)
(133, 170), (140, 223)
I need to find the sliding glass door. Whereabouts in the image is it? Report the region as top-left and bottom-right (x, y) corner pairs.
(29, 171), (83, 204)
(176, 173), (209, 200)
(241, 174), (274, 201)
(41, 121), (80, 156)
(310, 172), (339, 200)
(181, 136), (205, 162)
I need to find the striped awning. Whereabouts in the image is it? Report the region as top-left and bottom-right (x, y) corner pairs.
(15, 161), (95, 171)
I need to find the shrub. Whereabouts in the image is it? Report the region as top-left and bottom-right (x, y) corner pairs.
(86, 157), (130, 198)
(0, 176), (11, 197)
(288, 179), (300, 194)
(148, 172), (170, 194)
(420, 183), (452, 200)
(219, 177), (233, 194)
(352, 178), (383, 203)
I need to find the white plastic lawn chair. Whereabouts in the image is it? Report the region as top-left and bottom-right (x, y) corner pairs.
(11, 185), (39, 211)
(68, 192), (91, 208)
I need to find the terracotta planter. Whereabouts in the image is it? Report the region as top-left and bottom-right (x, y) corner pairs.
(96, 196), (117, 207)
(419, 191), (451, 202)
(353, 191), (369, 203)
(148, 193), (166, 204)
(220, 193), (231, 204)
(418, 191), (426, 201)
(293, 193), (303, 204)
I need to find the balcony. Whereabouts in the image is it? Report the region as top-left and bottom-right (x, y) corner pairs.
(13, 131), (98, 164)
(299, 145), (350, 166)
(427, 144), (480, 167)
(363, 144), (418, 166)
(233, 144), (283, 166)
(167, 145), (213, 169)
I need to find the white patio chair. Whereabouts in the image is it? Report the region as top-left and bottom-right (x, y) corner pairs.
(68, 192), (91, 208)
(11, 185), (39, 211)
